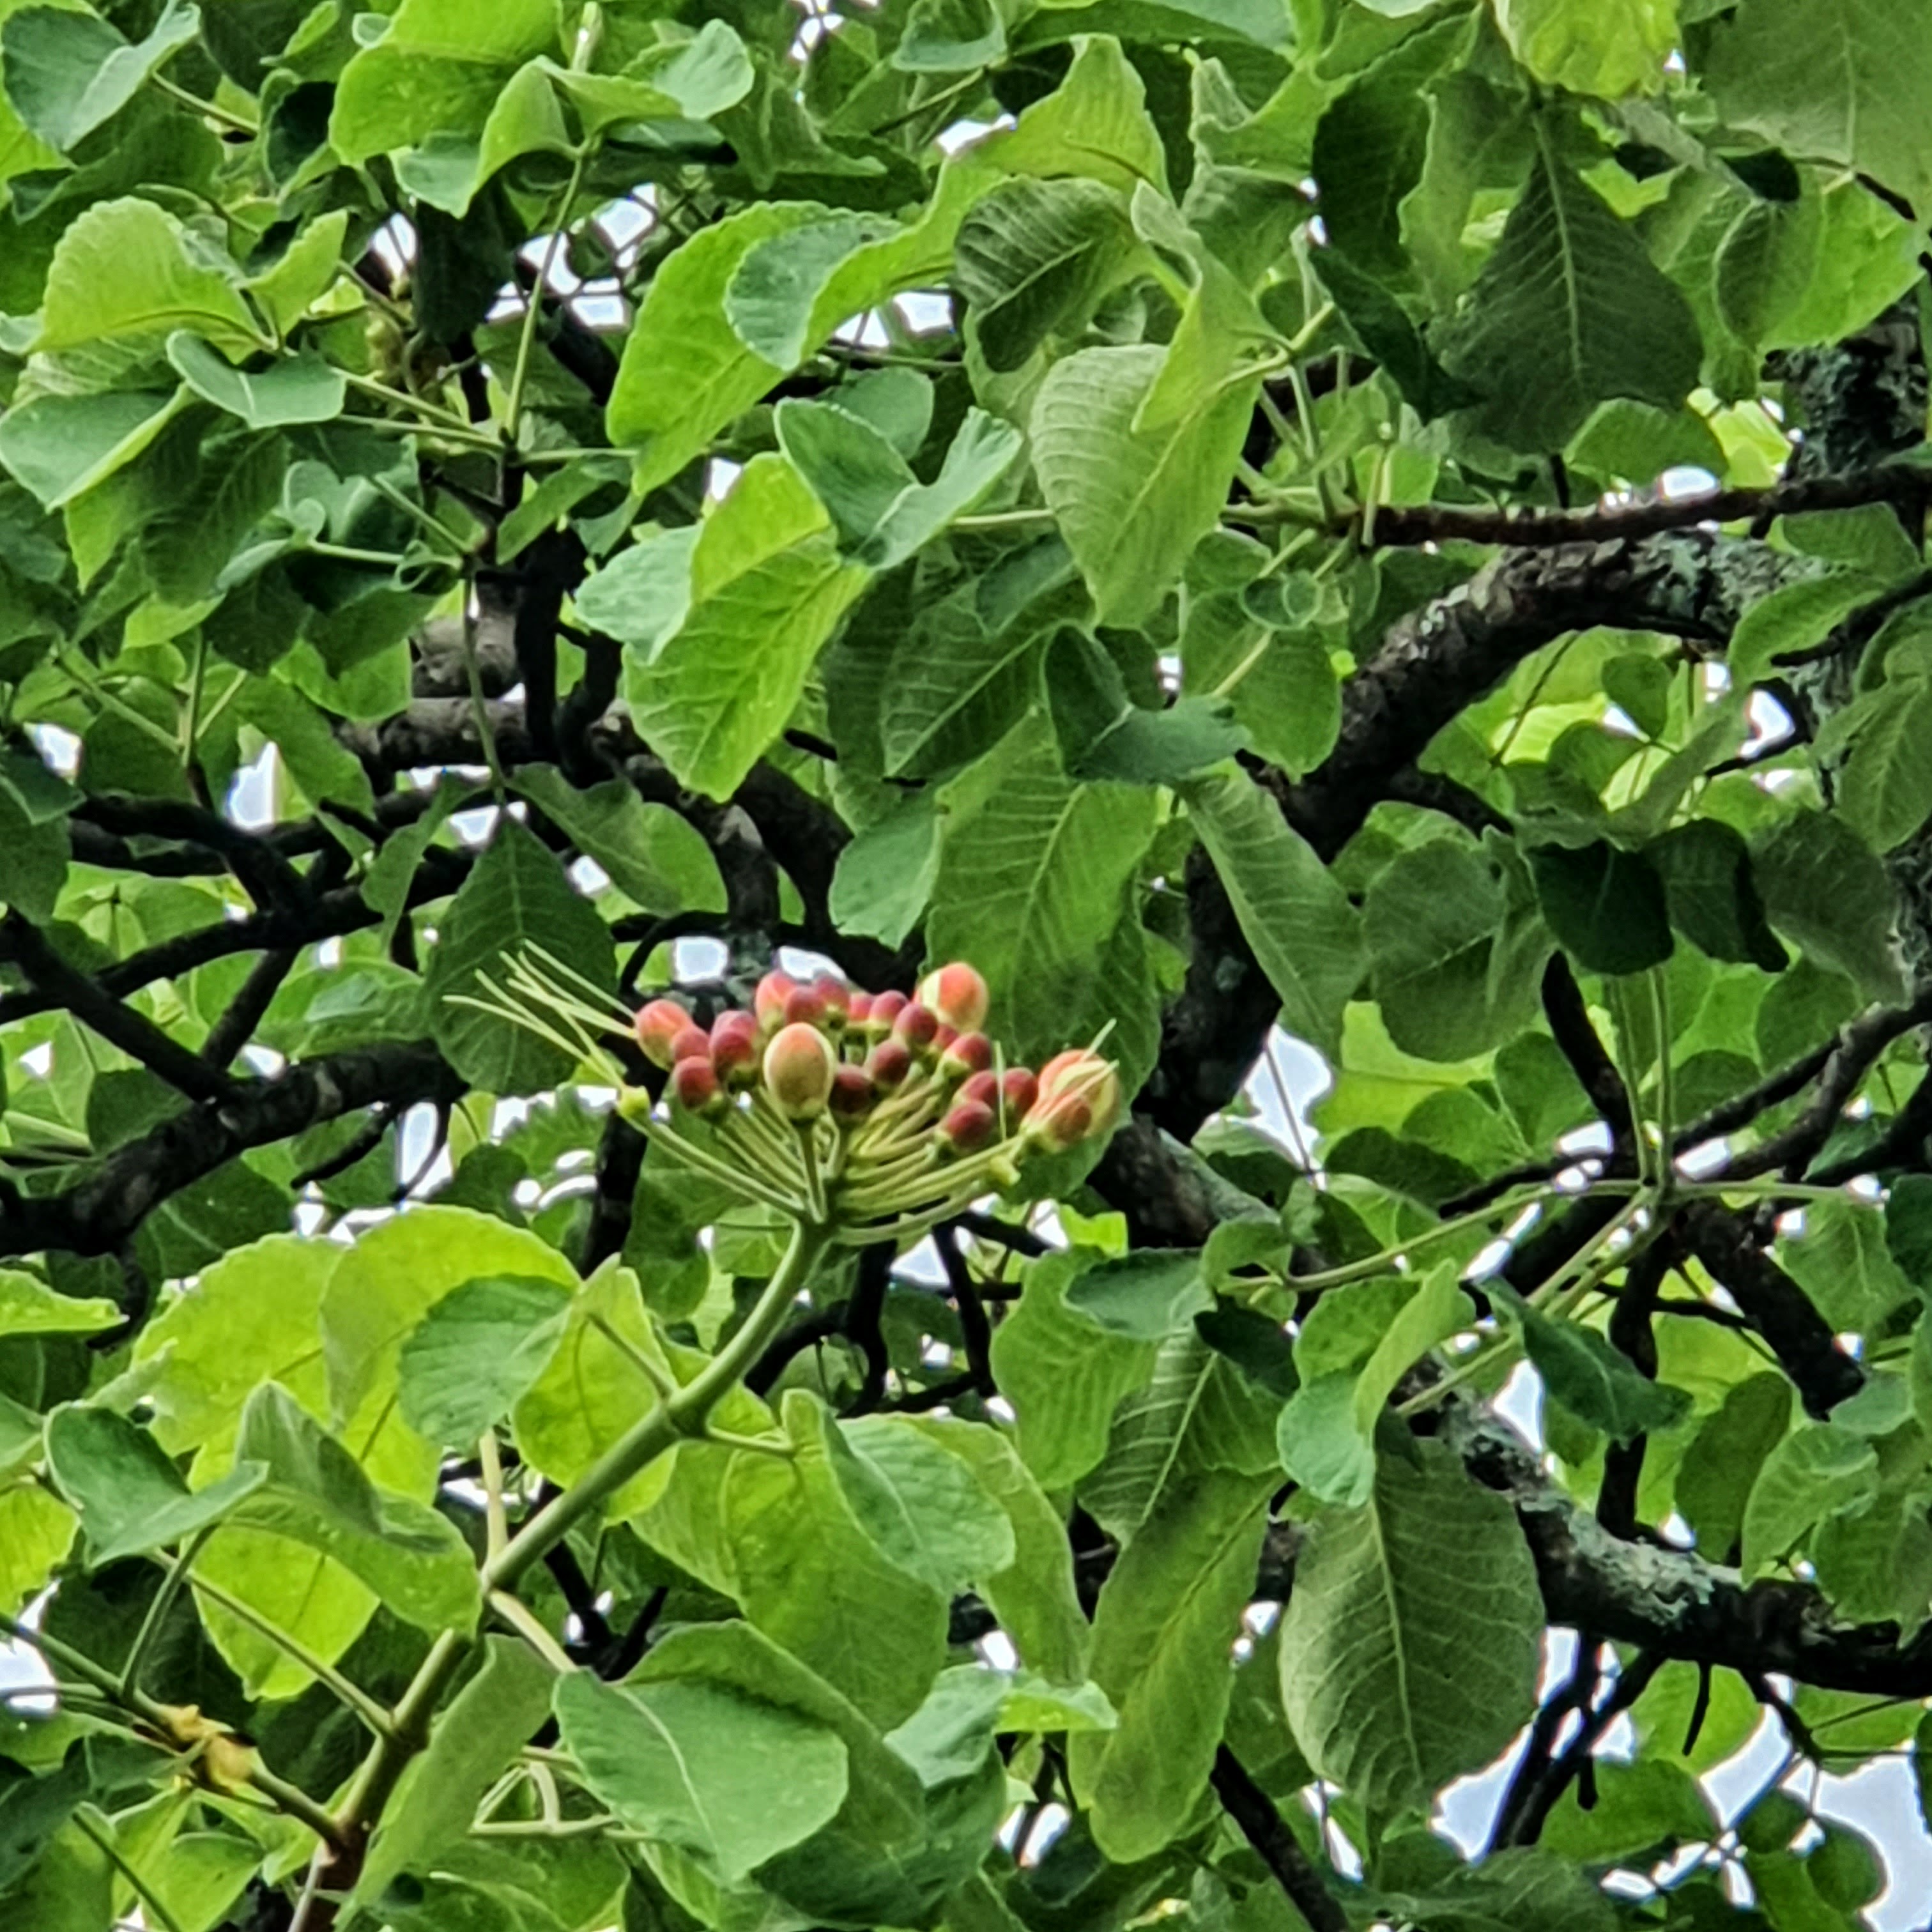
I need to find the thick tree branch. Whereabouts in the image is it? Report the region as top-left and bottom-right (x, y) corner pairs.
(1210, 1747), (1349, 1932)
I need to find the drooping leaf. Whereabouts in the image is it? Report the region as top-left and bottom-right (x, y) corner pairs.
(396, 1274), (573, 1450)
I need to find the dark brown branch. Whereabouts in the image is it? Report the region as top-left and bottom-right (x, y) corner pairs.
(1538, 955), (1633, 1141)
(937, 1223), (997, 1400)
(202, 948), (300, 1070)
(1209, 1747), (1349, 1932)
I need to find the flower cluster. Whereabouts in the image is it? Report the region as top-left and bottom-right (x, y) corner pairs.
(455, 948), (1119, 1245)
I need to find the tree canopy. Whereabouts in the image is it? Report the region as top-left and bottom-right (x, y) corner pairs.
(3, 0), (1932, 1928)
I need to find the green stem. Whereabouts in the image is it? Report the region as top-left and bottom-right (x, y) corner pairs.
(487, 1591), (572, 1673)
(72, 1807), (188, 1932)
(122, 1527), (214, 1701)
(151, 72), (256, 134)
(506, 147), (592, 449)
(586, 1310), (678, 1400)
(339, 369), (488, 438)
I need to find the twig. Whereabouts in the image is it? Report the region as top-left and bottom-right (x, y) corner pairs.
(1209, 1747), (1349, 1932)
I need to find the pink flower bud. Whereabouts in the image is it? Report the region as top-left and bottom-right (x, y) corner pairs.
(940, 1031), (992, 1081)
(636, 999), (691, 1070)
(894, 1001), (939, 1054)
(848, 990), (873, 1030)
(867, 989), (908, 1039)
(783, 984), (828, 1029)
(711, 1015), (758, 1088)
(813, 974), (852, 1031)
(829, 1064), (875, 1121)
(920, 962), (990, 1034)
(754, 970), (796, 1025)
(933, 1023), (958, 1054)
(763, 1022), (838, 1121)
(1025, 1051), (1121, 1150)
(669, 1023), (712, 1067)
(866, 1039), (912, 1089)
(939, 1099), (997, 1155)
(671, 1058), (727, 1118)
(1002, 1067), (1038, 1118)
(958, 1070), (999, 1110)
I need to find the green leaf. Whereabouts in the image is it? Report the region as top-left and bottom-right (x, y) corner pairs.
(988, 1249), (1159, 1491)
(834, 1415), (1017, 1595)
(1701, 0), (1932, 217)
(43, 1406), (268, 1567)
(1045, 627), (1246, 785)
(227, 1383), (480, 1632)
(35, 197), (260, 358)
(973, 34), (1170, 194)
(426, 815), (617, 1094)
(619, 456), (870, 799)
(165, 335), (344, 429)
(906, 1418), (1092, 1685)
(1494, 0), (1676, 97)
(1775, 1197), (1916, 1333)
(1278, 1441), (1543, 1817)
(924, 754), (1158, 1067)
(1363, 835), (1547, 1061)
(1753, 808), (1906, 1005)
(397, 1275), (572, 1450)
(954, 177), (1134, 373)
(1528, 839), (1674, 976)
(139, 427), (287, 607)
(776, 400), (1022, 569)
(0, 389), (189, 512)
(1675, 1375), (1792, 1560)
(1838, 675), (1932, 852)
(328, 0), (562, 164)
(0, 0), (199, 153)
(1728, 572), (1878, 686)
(1439, 139), (1701, 452)
(0, 1486), (75, 1616)
(896, 0), (1004, 68)
(607, 203), (822, 491)
(0, 1269), (119, 1337)
(1491, 1286), (1693, 1444)
(1032, 344), (1257, 627)
(828, 793), (941, 948)
(1648, 818), (1788, 970)
(236, 678), (378, 817)
(355, 1636), (557, 1906)
(1070, 1466), (1271, 1860)
(1183, 766), (1366, 1059)
(1066, 1250), (1211, 1340)
(513, 764), (726, 916)
(555, 1669), (850, 1885)
(1740, 1423), (1879, 1580)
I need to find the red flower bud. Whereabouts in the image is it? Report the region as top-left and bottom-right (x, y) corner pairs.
(783, 984), (828, 1029)
(1001, 1067), (1038, 1118)
(1026, 1051), (1121, 1150)
(763, 1021), (838, 1121)
(754, 970), (797, 1025)
(671, 1057), (728, 1118)
(669, 1023), (712, 1067)
(894, 1001), (939, 1054)
(711, 1016), (758, 1088)
(940, 1031), (992, 1080)
(939, 1098), (997, 1155)
(812, 974), (852, 1031)
(848, 990), (873, 1030)
(636, 999), (691, 1070)
(959, 1069), (999, 1109)
(866, 1039), (912, 1089)
(867, 989), (908, 1038)
(920, 962), (990, 1034)
(829, 1064), (875, 1121)
(933, 1023), (958, 1054)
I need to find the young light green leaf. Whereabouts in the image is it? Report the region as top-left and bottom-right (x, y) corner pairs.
(1740, 1424), (1879, 1580)
(0, 1270), (119, 1337)
(1728, 572), (1878, 686)
(834, 1415), (1018, 1597)
(1494, 0), (1676, 98)
(165, 335), (346, 429)
(1065, 1250), (1211, 1340)
(1184, 766), (1365, 1058)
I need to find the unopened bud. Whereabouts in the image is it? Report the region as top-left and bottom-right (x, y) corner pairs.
(671, 1058), (728, 1119)
(866, 1039), (912, 1089)
(1002, 1067), (1038, 1118)
(670, 1023), (712, 1066)
(940, 1031), (992, 1081)
(783, 984), (828, 1029)
(894, 1001), (939, 1055)
(868, 989), (908, 1039)
(959, 1069), (999, 1109)
(933, 1023), (958, 1054)
(920, 962), (990, 1034)
(764, 1022), (838, 1121)
(829, 1064), (875, 1121)
(711, 1015), (758, 1088)
(848, 990), (873, 1030)
(1025, 1050), (1121, 1149)
(939, 1099), (997, 1155)
(813, 974), (852, 1031)
(754, 970), (796, 1025)
(636, 999), (691, 1069)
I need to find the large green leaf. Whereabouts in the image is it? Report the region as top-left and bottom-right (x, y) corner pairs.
(512, 763), (726, 916)
(397, 1274), (572, 1450)
(1740, 1424), (1879, 1579)
(425, 815), (618, 1094)
(555, 1669), (850, 1886)
(1, 0), (199, 153)
(1031, 343), (1257, 626)
(834, 1415), (1017, 1596)
(1494, 0), (1675, 97)
(1439, 139), (1701, 451)
(1184, 767), (1365, 1058)
(1489, 1285), (1692, 1444)
(1278, 1442), (1543, 1817)
(165, 335), (344, 429)
(618, 455), (870, 799)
